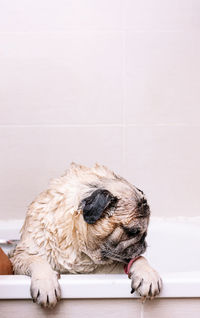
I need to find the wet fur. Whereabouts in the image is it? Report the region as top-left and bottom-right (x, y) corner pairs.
(10, 163), (161, 307)
(11, 163), (149, 273)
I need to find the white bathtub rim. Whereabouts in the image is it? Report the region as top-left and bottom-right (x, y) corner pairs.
(0, 272), (200, 299)
(1, 217), (200, 299)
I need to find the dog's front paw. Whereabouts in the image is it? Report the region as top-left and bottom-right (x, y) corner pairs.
(129, 257), (162, 300)
(30, 270), (61, 308)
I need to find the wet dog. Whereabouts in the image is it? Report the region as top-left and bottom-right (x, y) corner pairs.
(11, 163), (162, 307)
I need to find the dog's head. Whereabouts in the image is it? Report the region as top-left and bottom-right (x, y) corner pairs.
(74, 164), (150, 265)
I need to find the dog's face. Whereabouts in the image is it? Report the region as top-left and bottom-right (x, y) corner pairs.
(76, 166), (150, 265)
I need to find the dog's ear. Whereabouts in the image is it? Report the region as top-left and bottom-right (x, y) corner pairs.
(81, 189), (118, 224)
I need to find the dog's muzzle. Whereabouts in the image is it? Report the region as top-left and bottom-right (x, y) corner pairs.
(100, 232), (147, 264)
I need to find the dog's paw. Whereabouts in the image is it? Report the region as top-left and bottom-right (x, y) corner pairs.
(129, 257), (162, 300)
(30, 270), (61, 308)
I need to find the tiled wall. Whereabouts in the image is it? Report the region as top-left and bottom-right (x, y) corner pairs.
(1, 299), (200, 318)
(0, 1), (200, 219)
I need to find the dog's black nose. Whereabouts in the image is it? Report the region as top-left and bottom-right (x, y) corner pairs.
(137, 198), (147, 206)
(136, 198), (150, 217)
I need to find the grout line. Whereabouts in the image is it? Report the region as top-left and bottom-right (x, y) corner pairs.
(127, 123), (200, 127)
(120, 0), (126, 176)
(122, 28), (185, 33)
(140, 301), (145, 318)
(0, 29), (187, 35)
(0, 123), (199, 128)
(0, 123), (200, 130)
(121, 26), (126, 176)
(0, 124), (123, 128)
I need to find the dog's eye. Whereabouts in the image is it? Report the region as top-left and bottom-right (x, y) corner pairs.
(121, 226), (140, 238)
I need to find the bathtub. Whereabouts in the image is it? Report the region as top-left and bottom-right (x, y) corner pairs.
(0, 217), (200, 318)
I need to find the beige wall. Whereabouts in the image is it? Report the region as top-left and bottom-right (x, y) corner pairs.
(0, 1), (200, 219)
(1, 299), (200, 318)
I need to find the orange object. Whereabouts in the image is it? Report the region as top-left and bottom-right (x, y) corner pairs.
(0, 247), (13, 275)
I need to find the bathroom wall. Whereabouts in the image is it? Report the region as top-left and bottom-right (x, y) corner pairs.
(0, 1), (200, 219)
(1, 299), (200, 318)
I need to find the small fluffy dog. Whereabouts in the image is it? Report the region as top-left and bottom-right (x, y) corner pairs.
(11, 163), (162, 307)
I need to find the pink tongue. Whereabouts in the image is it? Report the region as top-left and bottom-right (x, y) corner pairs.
(124, 256), (141, 275)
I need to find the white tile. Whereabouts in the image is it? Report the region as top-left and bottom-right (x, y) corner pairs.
(125, 31), (200, 125)
(0, 32), (123, 125)
(0, 0), (122, 32)
(0, 126), (123, 219)
(124, 126), (200, 217)
(143, 299), (200, 318)
(123, 0), (200, 31)
(1, 299), (141, 318)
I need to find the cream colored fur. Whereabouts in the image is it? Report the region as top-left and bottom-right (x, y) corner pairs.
(10, 162), (162, 307)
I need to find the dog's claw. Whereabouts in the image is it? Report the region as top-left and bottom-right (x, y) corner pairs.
(30, 269), (61, 308)
(149, 283), (152, 297)
(131, 288), (135, 294)
(157, 280), (161, 293)
(129, 258), (162, 299)
(137, 279), (143, 290)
